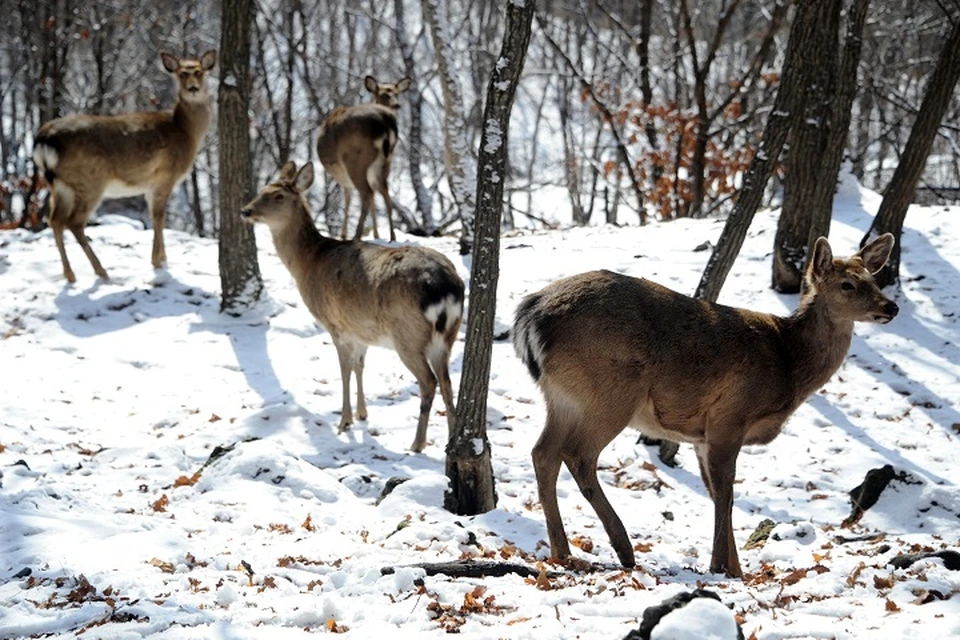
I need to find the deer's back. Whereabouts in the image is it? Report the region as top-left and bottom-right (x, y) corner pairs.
(521, 270), (796, 441)
(298, 241), (462, 347)
(317, 105), (398, 167)
(37, 111), (197, 189)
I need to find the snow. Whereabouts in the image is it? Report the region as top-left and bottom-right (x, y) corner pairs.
(1, 182), (959, 638)
(483, 119), (503, 154)
(650, 597), (741, 640)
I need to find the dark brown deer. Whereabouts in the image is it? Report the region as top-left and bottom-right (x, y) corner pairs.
(317, 76), (411, 242)
(241, 161), (463, 452)
(33, 50), (217, 282)
(513, 234), (899, 577)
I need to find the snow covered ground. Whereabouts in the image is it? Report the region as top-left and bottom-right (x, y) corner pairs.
(1, 177), (958, 638)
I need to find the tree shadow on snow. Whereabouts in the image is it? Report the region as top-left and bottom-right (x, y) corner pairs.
(52, 272), (218, 338)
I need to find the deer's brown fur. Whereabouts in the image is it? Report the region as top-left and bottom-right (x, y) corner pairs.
(513, 234), (899, 577)
(316, 76), (411, 242)
(242, 161), (463, 452)
(33, 50), (216, 282)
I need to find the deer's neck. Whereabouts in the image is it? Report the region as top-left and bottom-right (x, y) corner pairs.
(781, 294), (854, 401)
(272, 206), (335, 285)
(173, 98), (212, 145)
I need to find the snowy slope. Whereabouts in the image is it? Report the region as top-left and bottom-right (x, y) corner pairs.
(1, 180), (958, 639)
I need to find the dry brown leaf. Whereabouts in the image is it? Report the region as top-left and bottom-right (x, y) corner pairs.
(174, 471), (201, 488)
(325, 617), (348, 633)
(634, 541), (655, 553)
(571, 536), (594, 554)
(885, 598), (901, 612)
(847, 562), (867, 587)
(874, 574), (895, 590)
(151, 494), (169, 513)
(149, 558), (175, 574)
(535, 564), (552, 591)
(209, 414), (222, 423)
(301, 514), (316, 532)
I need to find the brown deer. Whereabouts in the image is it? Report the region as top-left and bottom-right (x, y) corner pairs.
(513, 234), (899, 577)
(317, 76), (411, 242)
(33, 50), (217, 283)
(241, 161), (463, 452)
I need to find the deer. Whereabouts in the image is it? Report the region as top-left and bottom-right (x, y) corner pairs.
(512, 234), (899, 578)
(33, 50), (217, 283)
(316, 76), (411, 243)
(241, 160), (463, 453)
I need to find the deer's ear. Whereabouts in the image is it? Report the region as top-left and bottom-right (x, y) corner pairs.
(859, 233), (894, 274)
(294, 162), (315, 192)
(161, 52), (179, 73)
(810, 236), (834, 279)
(396, 77), (412, 93)
(364, 75), (378, 93)
(279, 161), (298, 182)
(200, 50), (217, 71)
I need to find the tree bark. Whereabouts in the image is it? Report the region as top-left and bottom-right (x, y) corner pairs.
(772, 0), (841, 292)
(803, 0), (870, 272)
(422, 0), (477, 254)
(696, 0), (827, 303)
(863, 16), (960, 288)
(218, 0), (263, 314)
(447, 0), (534, 517)
(394, 0), (433, 234)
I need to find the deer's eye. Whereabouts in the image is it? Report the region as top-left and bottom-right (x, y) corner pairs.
(841, 281), (855, 291)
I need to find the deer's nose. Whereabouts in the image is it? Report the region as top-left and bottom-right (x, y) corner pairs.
(240, 207), (253, 218)
(884, 301), (899, 318)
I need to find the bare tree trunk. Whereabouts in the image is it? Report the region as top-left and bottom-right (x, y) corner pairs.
(394, 0), (433, 233)
(190, 166), (205, 237)
(637, 0), (663, 185)
(772, 0), (840, 292)
(422, 0), (477, 254)
(218, 0), (263, 313)
(696, 0), (827, 303)
(447, 0), (534, 517)
(863, 16), (960, 288)
(803, 0), (870, 269)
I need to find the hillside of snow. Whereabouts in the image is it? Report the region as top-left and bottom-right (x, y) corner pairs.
(1, 181), (958, 639)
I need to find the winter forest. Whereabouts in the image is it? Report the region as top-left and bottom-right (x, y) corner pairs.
(1, 0), (960, 638)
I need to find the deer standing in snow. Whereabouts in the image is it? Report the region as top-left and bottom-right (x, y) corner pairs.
(33, 50), (216, 283)
(316, 76), (411, 242)
(513, 234), (899, 577)
(241, 161), (463, 452)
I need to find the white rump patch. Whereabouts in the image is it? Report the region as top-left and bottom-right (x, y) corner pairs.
(33, 144), (58, 172)
(511, 307), (546, 377)
(366, 156), (386, 189)
(423, 295), (462, 327)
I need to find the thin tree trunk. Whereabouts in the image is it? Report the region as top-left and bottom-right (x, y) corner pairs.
(218, 0), (263, 313)
(447, 0), (534, 517)
(422, 0), (477, 253)
(190, 166), (204, 237)
(772, 0), (840, 292)
(393, 0), (433, 234)
(803, 0), (870, 269)
(637, 0), (662, 185)
(863, 16), (960, 288)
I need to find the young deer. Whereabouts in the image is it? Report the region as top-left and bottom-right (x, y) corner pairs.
(33, 50), (217, 283)
(241, 161), (463, 453)
(316, 76), (411, 242)
(513, 234), (899, 577)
